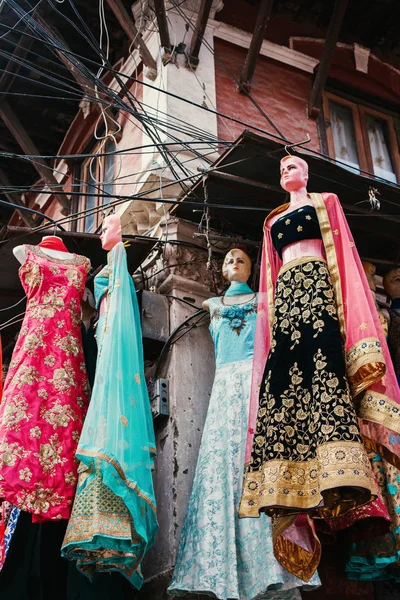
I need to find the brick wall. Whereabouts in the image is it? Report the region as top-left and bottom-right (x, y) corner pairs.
(214, 38), (320, 152)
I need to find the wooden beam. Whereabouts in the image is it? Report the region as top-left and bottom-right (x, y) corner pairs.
(308, 0), (350, 118)
(0, 168), (36, 227)
(35, 13), (119, 133)
(0, 101), (70, 213)
(0, 31), (34, 97)
(35, 14), (103, 104)
(153, 0), (172, 64)
(239, 0), (273, 92)
(187, 0), (213, 69)
(105, 0), (157, 79)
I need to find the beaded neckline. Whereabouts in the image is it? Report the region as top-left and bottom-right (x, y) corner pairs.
(27, 244), (89, 267)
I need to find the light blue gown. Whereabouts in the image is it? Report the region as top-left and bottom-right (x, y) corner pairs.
(62, 242), (157, 589)
(168, 295), (320, 600)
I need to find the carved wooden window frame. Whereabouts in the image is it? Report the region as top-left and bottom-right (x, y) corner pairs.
(322, 91), (400, 183)
(78, 138), (116, 232)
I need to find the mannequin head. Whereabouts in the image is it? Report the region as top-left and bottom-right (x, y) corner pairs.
(362, 261), (377, 292)
(222, 248), (251, 283)
(280, 155), (309, 193)
(100, 215), (122, 251)
(383, 267), (400, 300)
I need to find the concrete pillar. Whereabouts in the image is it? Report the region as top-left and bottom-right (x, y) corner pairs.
(137, 218), (225, 598)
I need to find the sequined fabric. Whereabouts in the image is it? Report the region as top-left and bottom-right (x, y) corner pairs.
(0, 245), (90, 521)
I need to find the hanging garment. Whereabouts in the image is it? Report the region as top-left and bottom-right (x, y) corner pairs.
(346, 454), (400, 581)
(240, 193), (400, 580)
(168, 295), (320, 600)
(0, 245), (90, 521)
(0, 503), (20, 571)
(62, 242), (157, 590)
(387, 301), (400, 385)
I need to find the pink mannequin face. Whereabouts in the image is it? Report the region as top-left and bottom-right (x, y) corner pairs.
(222, 249), (251, 283)
(100, 215), (122, 250)
(362, 261), (377, 292)
(383, 268), (400, 300)
(280, 156), (309, 192)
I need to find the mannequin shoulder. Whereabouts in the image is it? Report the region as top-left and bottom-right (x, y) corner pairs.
(321, 192), (340, 208)
(13, 245), (27, 264)
(202, 298), (211, 311)
(202, 296), (220, 312)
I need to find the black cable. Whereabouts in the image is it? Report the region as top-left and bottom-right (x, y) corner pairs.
(0, 198), (67, 231)
(153, 308), (207, 378)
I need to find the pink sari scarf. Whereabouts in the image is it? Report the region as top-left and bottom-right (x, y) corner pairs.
(244, 192), (400, 580)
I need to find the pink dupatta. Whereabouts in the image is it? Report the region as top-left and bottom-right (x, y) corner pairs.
(244, 192), (400, 580)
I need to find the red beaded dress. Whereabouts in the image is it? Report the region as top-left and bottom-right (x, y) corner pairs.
(0, 245), (90, 522)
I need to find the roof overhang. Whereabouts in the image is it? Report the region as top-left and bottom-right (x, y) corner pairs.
(176, 130), (400, 267)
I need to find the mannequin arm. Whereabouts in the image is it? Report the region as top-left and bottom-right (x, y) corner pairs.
(13, 245), (27, 265)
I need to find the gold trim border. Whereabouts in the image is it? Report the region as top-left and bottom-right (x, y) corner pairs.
(359, 391), (400, 436)
(310, 193), (346, 342)
(278, 255), (327, 276)
(239, 441), (376, 518)
(77, 449), (157, 513)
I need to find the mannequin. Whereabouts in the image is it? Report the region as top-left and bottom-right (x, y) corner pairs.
(383, 267), (400, 384)
(13, 235), (73, 264)
(239, 155), (400, 581)
(169, 248), (320, 600)
(62, 215), (157, 589)
(362, 261), (389, 336)
(0, 234), (91, 598)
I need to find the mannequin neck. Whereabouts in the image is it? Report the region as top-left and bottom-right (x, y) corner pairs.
(38, 236), (69, 253)
(288, 187), (309, 207)
(225, 281), (253, 297)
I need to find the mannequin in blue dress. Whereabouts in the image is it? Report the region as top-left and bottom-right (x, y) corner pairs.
(168, 248), (320, 600)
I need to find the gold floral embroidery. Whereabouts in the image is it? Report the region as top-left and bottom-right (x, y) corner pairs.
(334, 229), (340, 235)
(35, 433), (67, 475)
(49, 360), (77, 394)
(13, 365), (46, 388)
(40, 400), (78, 430)
(360, 323), (368, 331)
(278, 233), (283, 239)
(64, 471), (77, 486)
(20, 261), (41, 288)
(54, 332), (81, 357)
(23, 325), (47, 356)
(240, 441), (375, 517)
(285, 219), (291, 225)
(43, 355), (56, 367)
(49, 265), (61, 275)
(19, 467), (32, 482)
(0, 440), (31, 467)
(65, 268), (83, 290)
(297, 225), (303, 232)
(305, 215), (312, 221)
(120, 416), (128, 427)
(273, 261), (336, 351)
(2, 392), (33, 430)
(16, 481), (65, 514)
(29, 426), (42, 439)
(134, 374), (141, 385)
(359, 392), (400, 434)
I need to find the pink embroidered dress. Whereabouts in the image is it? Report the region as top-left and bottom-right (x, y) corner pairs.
(0, 245), (90, 522)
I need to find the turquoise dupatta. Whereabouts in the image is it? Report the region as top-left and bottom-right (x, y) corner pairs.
(62, 242), (157, 589)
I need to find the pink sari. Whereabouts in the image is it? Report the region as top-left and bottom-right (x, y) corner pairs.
(243, 192), (400, 580)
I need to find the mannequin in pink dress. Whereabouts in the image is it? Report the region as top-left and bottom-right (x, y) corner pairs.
(0, 236), (91, 522)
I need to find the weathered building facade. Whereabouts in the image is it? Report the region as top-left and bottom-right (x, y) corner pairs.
(1, 1), (400, 598)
